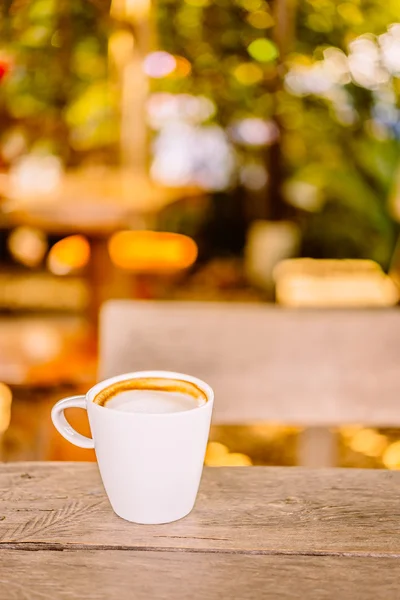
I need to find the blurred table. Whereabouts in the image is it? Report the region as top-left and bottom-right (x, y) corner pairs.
(1, 463), (399, 599)
(0, 168), (203, 325)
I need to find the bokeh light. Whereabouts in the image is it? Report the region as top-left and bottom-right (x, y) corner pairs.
(108, 30), (135, 69)
(111, 0), (151, 21)
(382, 441), (400, 469)
(348, 36), (389, 90)
(47, 235), (91, 275)
(347, 428), (388, 458)
(0, 383), (12, 434)
(146, 93), (215, 129)
(205, 442), (252, 466)
(0, 129), (26, 163)
(283, 181), (323, 212)
(240, 0), (263, 12)
(337, 3), (363, 25)
(7, 227), (48, 268)
(172, 56), (192, 78)
(9, 155), (63, 198)
(205, 441), (229, 465)
(125, 0), (151, 20)
(248, 38), (279, 62)
(285, 48), (350, 96)
(151, 122), (235, 190)
(0, 53), (11, 80)
(246, 11), (274, 30)
(22, 325), (62, 363)
(233, 62), (263, 85)
(230, 118), (279, 146)
(108, 230), (198, 272)
(380, 24), (400, 76)
(143, 51), (176, 78)
(219, 453), (253, 466)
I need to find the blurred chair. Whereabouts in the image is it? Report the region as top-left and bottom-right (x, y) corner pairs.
(99, 300), (400, 467)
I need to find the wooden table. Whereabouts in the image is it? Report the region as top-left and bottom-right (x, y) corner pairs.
(0, 463), (399, 599)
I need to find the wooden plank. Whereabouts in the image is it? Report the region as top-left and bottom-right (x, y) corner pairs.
(1, 463), (400, 556)
(99, 302), (400, 426)
(0, 550), (399, 600)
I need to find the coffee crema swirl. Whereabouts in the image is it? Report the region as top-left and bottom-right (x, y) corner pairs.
(93, 377), (208, 408)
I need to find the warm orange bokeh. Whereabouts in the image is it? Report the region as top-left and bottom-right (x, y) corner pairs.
(108, 230), (198, 272)
(47, 235), (91, 275)
(0, 382), (12, 434)
(172, 56), (192, 78)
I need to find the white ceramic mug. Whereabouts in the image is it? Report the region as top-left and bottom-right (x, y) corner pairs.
(51, 370), (214, 524)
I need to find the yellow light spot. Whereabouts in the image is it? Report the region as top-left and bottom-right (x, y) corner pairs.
(348, 428), (388, 458)
(0, 383), (12, 434)
(287, 53), (313, 67)
(205, 443), (252, 466)
(246, 11), (274, 29)
(218, 453), (253, 467)
(108, 231), (198, 273)
(8, 227), (47, 268)
(47, 235), (90, 275)
(248, 38), (279, 63)
(340, 425), (363, 440)
(108, 30), (134, 69)
(233, 62), (263, 85)
(382, 441), (400, 470)
(337, 3), (363, 24)
(126, 0), (150, 18)
(240, 0), (263, 12)
(205, 442), (229, 465)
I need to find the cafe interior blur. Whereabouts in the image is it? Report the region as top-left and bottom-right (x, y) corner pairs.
(1, 0), (400, 468)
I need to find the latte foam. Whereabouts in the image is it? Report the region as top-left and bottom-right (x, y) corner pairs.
(93, 377), (207, 414)
(104, 390), (203, 414)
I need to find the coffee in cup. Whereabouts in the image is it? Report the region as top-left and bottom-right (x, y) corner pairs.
(93, 376), (207, 414)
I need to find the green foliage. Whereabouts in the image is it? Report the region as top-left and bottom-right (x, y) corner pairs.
(155, 0), (278, 124)
(285, 0), (400, 267)
(154, 0), (400, 266)
(0, 0), (117, 165)
(1, 0), (400, 266)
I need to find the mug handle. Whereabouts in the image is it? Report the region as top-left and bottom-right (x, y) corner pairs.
(51, 396), (94, 449)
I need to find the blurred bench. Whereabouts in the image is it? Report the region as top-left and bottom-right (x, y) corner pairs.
(99, 301), (400, 466)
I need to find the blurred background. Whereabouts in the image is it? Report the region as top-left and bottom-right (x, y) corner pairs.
(1, 0), (400, 468)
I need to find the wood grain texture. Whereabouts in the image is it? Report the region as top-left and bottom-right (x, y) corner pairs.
(1, 463), (400, 556)
(1, 550), (399, 600)
(99, 301), (400, 426)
